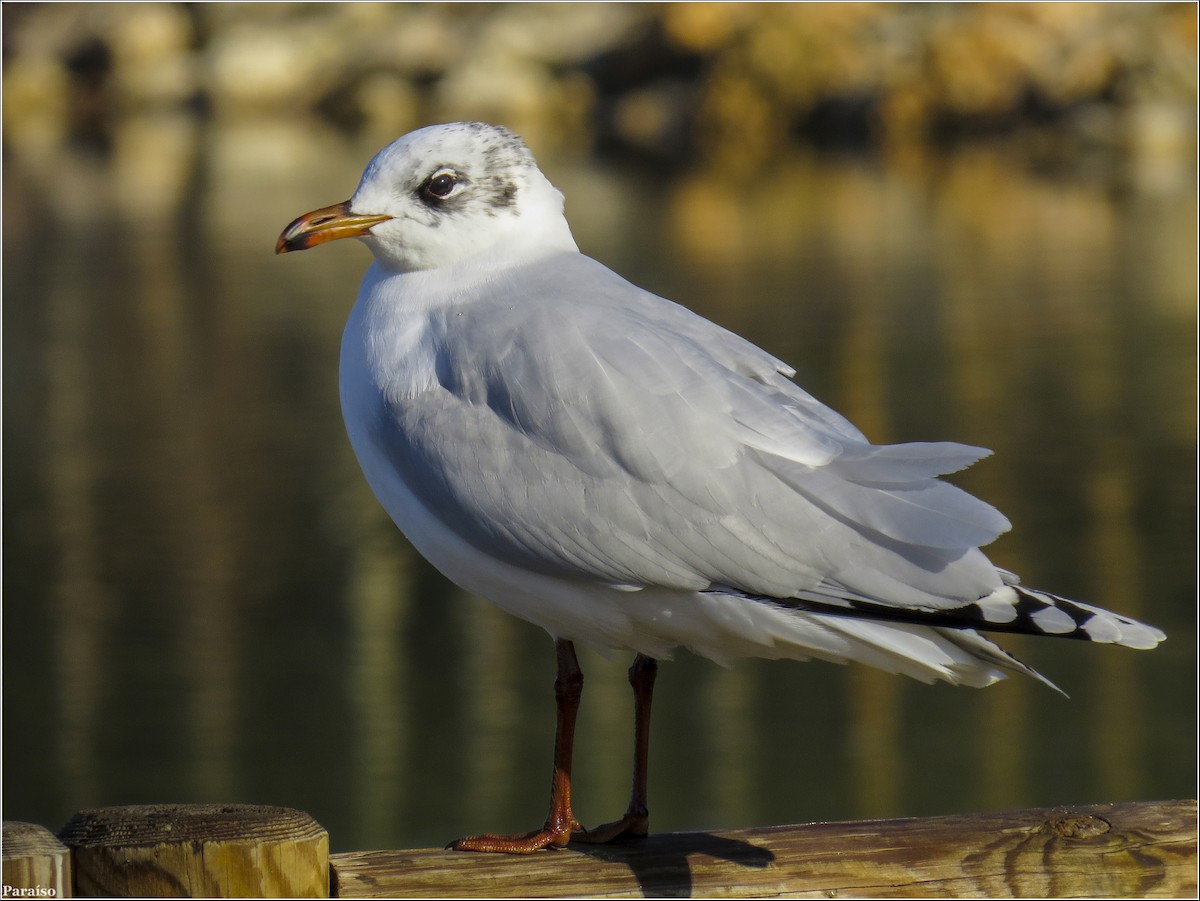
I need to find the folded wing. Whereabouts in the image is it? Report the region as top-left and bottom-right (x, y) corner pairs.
(373, 252), (1014, 615)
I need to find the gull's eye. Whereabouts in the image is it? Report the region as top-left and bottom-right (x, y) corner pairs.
(420, 170), (461, 203)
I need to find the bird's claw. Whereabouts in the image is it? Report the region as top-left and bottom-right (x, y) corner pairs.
(449, 811), (583, 854)
(448, 827), (573, 854)
(449, 811), (648, 852)
(570, 810), (649, 844)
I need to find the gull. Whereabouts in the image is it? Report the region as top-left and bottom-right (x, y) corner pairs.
(276, 122), (1165, 853)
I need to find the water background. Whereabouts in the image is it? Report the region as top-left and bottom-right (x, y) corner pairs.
(4, 120), (1195, 852)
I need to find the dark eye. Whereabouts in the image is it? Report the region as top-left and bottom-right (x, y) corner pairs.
(422, 171), (459, 202)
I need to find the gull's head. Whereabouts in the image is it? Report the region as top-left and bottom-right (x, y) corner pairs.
(276, 122), (577, 272)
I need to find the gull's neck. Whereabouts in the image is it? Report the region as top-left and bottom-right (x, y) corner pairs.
(359, 237), (579, 319)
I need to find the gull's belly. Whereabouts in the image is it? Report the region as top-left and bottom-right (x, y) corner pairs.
(337, 320), (639, 648)
(337, 276), (701, 652)
(338, 366), (814, 662)
(343, 411), (653, 650)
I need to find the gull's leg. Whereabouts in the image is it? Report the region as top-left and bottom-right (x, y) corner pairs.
(574, 653), (658, 844)
(450, 638), (584, 853)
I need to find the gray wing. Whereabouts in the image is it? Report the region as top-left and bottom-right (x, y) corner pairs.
(373, 252), (1010, 609)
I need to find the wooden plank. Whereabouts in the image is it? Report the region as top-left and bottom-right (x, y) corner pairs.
(330, 799), (1197, 899)
(57, 803), (329, 898)
(3, 821), (73, 898)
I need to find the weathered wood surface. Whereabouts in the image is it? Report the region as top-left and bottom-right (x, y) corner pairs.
(3, 821), (73, 898)
(330, 799), (1197, 899)
(56, 803), (329, 898)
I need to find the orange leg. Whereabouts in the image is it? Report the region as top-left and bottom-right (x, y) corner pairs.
(574, 653), (657, 843)
(450, 643), (659, 853)
(450, 639), (585, 853)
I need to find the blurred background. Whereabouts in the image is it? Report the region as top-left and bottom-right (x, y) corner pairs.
(3, 2), (1196, 854)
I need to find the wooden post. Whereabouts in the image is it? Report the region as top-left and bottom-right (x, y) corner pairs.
(330, 799), (1197, 898)
(56, 804), (328, 898)
(3, 821), (73, 898)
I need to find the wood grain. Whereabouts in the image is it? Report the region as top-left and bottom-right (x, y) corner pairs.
(330, 799), (1197, 898)
(57, 803), (328, 898)
(3, 821), (73, 898)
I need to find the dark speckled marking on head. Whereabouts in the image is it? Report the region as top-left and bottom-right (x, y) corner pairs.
(412, 123), (533, 224)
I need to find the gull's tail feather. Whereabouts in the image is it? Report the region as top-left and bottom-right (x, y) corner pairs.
(962, 582), (1166, 650)
(726, 582), (1166, 651)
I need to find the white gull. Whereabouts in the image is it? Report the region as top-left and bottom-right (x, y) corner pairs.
(277, 122), (1164, 853)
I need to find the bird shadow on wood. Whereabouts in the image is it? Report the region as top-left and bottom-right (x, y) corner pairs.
(568, 831), (775, 897)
